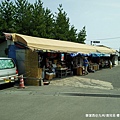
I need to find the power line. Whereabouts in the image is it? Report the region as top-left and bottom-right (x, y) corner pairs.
(86, 36), (120, 41)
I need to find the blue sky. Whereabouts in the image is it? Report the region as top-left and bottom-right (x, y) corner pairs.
(12, 0), (120, 50)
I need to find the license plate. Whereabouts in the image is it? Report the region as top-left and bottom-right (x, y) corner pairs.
(5, 79), (11, 83)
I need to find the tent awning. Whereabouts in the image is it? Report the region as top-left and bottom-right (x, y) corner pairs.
(10, 33), (116, 54)
(94, 46), (116, 54)
(11, 33), (96, 54)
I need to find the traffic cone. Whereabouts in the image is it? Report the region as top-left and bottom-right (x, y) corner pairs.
(19, 75), (25, 88)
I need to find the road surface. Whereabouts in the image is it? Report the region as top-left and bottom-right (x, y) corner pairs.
(1, 65), (120, 120)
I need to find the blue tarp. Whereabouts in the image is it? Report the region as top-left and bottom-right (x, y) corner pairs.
(90, 53), (110, 57)
(8, 45), (20, 63)
(70, 52), (90, 57)
(70, 52), (110, 57)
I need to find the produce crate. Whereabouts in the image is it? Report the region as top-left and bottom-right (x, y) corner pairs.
(45, 73), (54, 80)
(77, 67), (83, 75)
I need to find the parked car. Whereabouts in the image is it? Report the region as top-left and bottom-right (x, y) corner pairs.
(0, 57), (18, 84)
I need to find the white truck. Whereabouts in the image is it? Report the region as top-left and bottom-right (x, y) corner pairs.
(0, 57), (18, 84)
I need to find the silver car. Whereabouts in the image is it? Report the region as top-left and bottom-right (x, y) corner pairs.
(0, 57), (18, 84)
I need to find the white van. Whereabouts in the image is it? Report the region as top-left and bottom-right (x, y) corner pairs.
(0, 57), (18, 84)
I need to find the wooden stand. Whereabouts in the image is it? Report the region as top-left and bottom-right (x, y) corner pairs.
(77, 67), (83, 76)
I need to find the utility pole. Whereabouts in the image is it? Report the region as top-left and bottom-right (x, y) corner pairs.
(91, 41), (93, 45)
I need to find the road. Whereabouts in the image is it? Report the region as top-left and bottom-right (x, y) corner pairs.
(1, 65), (120, 120)
(81, 65), (120, 89)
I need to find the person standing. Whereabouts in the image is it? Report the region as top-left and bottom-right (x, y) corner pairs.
(109, 60), (112, 69)
(83, 57), (89, 74)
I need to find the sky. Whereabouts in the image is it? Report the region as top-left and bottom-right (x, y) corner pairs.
(12, 0), (120, 50)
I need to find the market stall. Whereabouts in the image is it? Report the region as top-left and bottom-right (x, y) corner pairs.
(2, 33), (116, 85)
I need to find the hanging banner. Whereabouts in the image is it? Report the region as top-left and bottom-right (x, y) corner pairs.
(61, 54), (64, 61)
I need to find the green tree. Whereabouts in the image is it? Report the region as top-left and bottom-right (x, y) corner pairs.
(0, 0), (86, 44)
(54, 4), (70, 41)
(43, 8), (55, 39)
(14, 0), (33, 35)
(0, 0), (16, 34)
(68, 25), (77, 42)
(31, 0), (46, 37)
(77, 26), (87, 44)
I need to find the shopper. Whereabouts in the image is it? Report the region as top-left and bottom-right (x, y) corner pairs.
(83, 57), (89, 74)
(109, 60), (112, 69)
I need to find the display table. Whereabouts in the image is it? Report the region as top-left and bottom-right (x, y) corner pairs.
(56, 68), (67, 78)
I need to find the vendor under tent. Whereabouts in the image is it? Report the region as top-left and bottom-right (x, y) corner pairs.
(11, 33), (96, 54)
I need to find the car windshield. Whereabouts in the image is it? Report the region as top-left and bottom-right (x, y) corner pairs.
(0, 59), (15, 69)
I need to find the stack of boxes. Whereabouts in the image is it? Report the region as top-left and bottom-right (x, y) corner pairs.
(25, 49), (42, 86)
